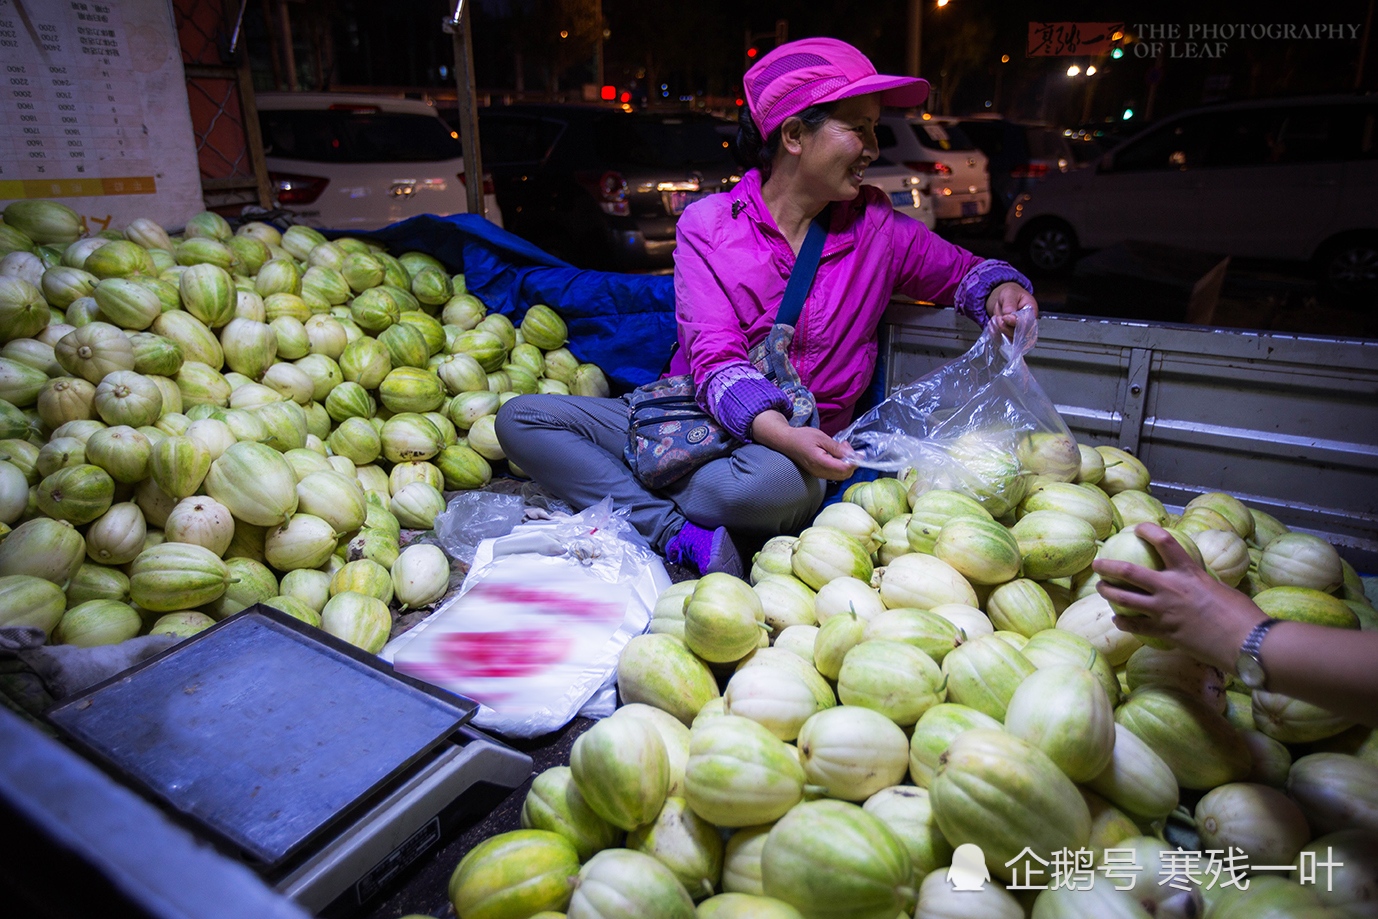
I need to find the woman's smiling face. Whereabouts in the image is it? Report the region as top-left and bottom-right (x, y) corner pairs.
(792, 93), (882, 202)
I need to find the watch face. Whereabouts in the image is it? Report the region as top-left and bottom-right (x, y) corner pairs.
(1237, 652), (1266, 689)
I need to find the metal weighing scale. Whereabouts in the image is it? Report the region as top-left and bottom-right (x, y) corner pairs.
(46, 606), (533, 917)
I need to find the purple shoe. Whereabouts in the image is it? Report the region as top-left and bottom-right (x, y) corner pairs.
(665, 522), (744, 578)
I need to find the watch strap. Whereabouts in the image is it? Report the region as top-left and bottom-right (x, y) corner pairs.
(1241, 618), (1282, 660)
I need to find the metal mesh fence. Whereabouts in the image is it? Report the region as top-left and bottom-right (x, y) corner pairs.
(172, 0), (270, 211)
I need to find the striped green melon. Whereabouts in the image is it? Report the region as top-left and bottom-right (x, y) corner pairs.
(933, 515), (1021, 586)
(55, 599), (142, 646)
(985, 578), (1057, 637)
(761, 800), (916, 919)
(862, 608), (964, 665)
(128, 542), (232, 612)
(791, 526), (873, 590)
(1115, 687), (1250, 790)
(930, 729), (1091, 883)
(684, 715), (807, 827)
(1253, 586), (1359, 630)
(520, 765), (622, 863)
(570, 714), (669, 831)
(447, 829), (580, 919)
(617, 632), (720, 726)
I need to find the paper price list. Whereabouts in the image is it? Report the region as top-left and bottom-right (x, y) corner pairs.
(0, 0), (152, 189)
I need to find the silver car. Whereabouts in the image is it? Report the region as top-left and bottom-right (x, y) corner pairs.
(1004, 95), (1378, 296)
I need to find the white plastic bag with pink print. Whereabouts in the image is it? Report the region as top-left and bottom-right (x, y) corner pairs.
(383, 497), (670, 738)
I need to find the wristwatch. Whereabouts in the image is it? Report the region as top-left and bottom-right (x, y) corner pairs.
(1235, 618), (1282, 690)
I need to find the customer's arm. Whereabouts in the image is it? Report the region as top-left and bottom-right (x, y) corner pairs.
(1094, 523), (1378, 727)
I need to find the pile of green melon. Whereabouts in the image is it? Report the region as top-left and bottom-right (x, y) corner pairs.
(446, 438), (1377, 919)
(0, 199), (608, 654)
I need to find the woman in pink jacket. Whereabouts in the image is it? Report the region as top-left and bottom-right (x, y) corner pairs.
(497, 38), (1038, 576)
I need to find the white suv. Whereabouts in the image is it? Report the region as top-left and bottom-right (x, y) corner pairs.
(864, 158), (937, 229)
(876, 115), (991, 225)
(256, 93), (501, 231)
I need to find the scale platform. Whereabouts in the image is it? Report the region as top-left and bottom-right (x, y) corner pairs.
(46, 606), (533, 917)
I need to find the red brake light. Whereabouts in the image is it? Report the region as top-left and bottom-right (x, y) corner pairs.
(903, 161), (952, 176)
(598, 171), (626, 202)
(458, 172), (496, 195)
(1010, 164), (1050, 179)
(270, 171), (330, 205)
(578, 171), (629, 216)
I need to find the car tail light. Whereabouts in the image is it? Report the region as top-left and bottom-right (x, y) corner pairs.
(596, 170), (628, 216)
(458, 172), (496, 195)
(1010, 163), (1050, 179)
(270, 171), (330, 205)
(904, 161), (952, 176)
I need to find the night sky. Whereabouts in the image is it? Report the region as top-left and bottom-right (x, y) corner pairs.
(251, 0), (1375, 126)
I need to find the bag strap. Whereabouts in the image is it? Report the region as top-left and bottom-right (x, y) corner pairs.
(774, 204), (830, 328)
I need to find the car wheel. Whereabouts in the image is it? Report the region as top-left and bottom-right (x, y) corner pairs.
(1020, 219), (1078, 275)
(1317, 233), (1378, 300)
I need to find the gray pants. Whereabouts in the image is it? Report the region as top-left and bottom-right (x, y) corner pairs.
(495, 394), (825, 552)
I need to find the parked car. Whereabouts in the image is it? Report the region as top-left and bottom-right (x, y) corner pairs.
(255, 93), (500, 231)
(1067, 120), (1142, 164)
(1004, 95), (1378, 296)
(955, 117), (1073, 222)
(876, 115), (991, 226)
(478, 105), (742, 269)
(865, 156), (937, 229)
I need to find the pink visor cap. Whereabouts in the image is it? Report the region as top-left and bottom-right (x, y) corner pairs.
(744, 37), (930, 137)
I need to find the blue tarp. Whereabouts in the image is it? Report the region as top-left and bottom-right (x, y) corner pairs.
(362, 214), (677, 389)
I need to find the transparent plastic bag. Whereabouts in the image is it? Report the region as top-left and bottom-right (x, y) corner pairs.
(836, 308), (1079, 516)
(384, 497), (669, 738)
(433, 491), (527, 565)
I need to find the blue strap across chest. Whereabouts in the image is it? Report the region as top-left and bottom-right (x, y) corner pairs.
(775, 206), (830, 327)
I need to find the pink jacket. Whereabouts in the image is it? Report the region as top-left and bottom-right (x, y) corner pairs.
(670, 168), (1024, 436)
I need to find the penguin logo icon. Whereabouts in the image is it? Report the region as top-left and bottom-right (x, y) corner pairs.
(946, 843), (991, 891)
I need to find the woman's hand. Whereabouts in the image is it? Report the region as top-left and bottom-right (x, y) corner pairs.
(986, 282), (1038, 335)
(750, 410), (857, 480)
(1092, 523), (1265, 673)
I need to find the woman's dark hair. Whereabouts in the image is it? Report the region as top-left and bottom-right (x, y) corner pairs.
(734, 101), (838, 177)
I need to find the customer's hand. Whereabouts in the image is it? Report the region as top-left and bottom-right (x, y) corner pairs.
(1093, 522), (1378, 726)
(986, 282), (1038, 335)
(751, 411), (857, 480)
(1092, 523), (1265, 673)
